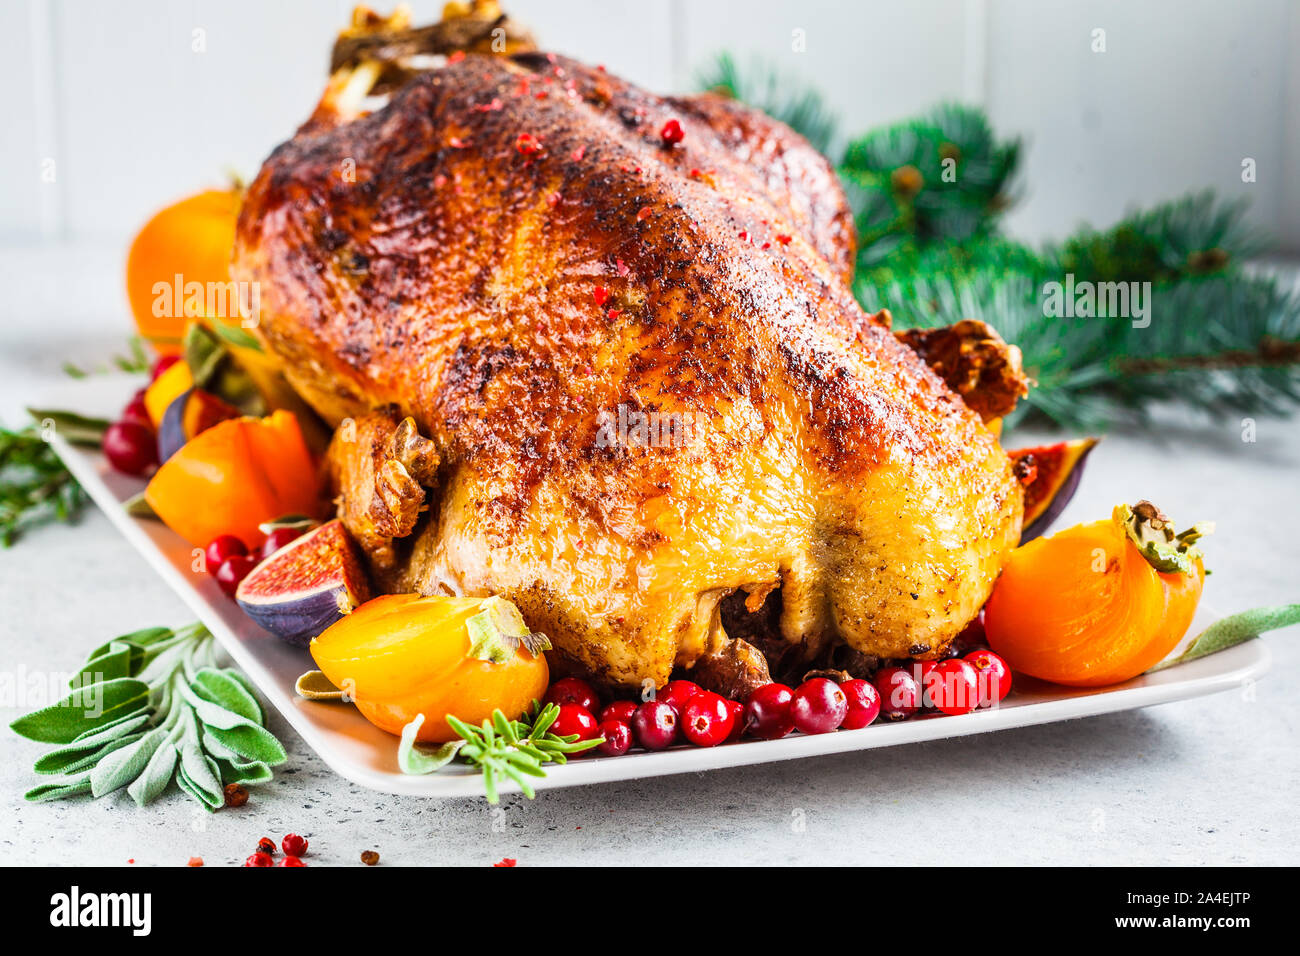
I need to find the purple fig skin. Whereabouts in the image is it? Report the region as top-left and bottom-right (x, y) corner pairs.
(236, 520), (371, 646)
(156, 389), (192, 463)
(1019, 444), (1094, 543)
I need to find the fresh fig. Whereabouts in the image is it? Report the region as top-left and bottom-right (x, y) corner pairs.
(1008, 438), (1099, 543)
(236, 519), (371, 646)
(157, 387), (239, 462)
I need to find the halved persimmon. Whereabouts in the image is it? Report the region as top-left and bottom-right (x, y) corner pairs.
(984, 501), (1210, 687)
(143, 410), (322, 547)
(310, 594), (551, 742)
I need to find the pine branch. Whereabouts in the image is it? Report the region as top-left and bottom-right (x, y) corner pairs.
(1045, 190), (1268, 284)
(839, 104), (1022, 264)
(694, 52), (840, 156)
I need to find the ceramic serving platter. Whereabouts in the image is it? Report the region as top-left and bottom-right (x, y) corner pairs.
(36, 374), (1271, 798)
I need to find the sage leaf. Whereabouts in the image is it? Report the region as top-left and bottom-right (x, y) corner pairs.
(176, 762), (223, 811)
(398, 714), (465, 775)
(25, 774), (93, 803)
(72, 641), (139, 686)
(295, 669), (348, 701)
(69, 709), (150, 744)
(33, 713), (150, 773)
(127, 739), (178, 807)
(178, 682), (248, 730)
(122, 491), (160, 519)
(179, 682), (286, 763)
(86, 627), (172, 661)
(25, 408), (111, 446)
(1151, 603), (1300, 672)
(34, 732), (144, 776)
(179, 711), (225, 809)
(90, 727), (166, 798)
(191, 668), (262, 723)
(208, 316), (264, 352)
(215, 757), (273, 785)
(203, 722), (288, 766)
(9, 678), (150, 744)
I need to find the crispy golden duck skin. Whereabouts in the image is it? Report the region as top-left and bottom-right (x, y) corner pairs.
(234, 51), (1023, 690)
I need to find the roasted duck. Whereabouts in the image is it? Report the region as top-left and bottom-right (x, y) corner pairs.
(233, 6), (1028, 694)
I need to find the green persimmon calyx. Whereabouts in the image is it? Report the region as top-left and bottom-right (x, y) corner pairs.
(466, 596), (552, 664)
(1114, 500), (1213, 575)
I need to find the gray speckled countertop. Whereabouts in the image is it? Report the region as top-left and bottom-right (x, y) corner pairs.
(2, 244), (1297, 866)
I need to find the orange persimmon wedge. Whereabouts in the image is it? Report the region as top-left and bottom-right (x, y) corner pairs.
(311, 594), (551, 742)
(144, 410), (323, 547)
(143, 359), (194, 427)
(984, 502), (1208, 687)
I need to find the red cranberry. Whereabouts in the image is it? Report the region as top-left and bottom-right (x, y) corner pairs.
(150, 354), (182, 381)
(281, 833), (309, 857)
(260, 526), (302, 561)
(598, 700), (638, 724)
(656, 679), (702, 715)
(242, 852), (273, 867)
(120, 396), (153, 431)
(660, 118), (684, 146)
(965, 649), (1012, 706)
(278, 855), (307, 866)
(681, 692), (735, 747)
(631, 700), (678, 750)
(744, 683), (795, 740)
(550, 703), (599, 742)
(724, 698), (745, 741)
(840, 678), (881, 729)
(101, 420), (158, 476)
(215, 554), (257, 598)
(544, 677), (600, 713)
(256, 837), (276, 855)
(874, 667), (921, 720)
(790, 678), (848, 734)
(926, 659), (980, 716)
(205, 534), (247, 574)
(595, 719), (632, 756)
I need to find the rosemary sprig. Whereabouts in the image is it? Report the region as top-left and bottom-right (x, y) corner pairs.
(10, 623), (286, 809)
(400, 702), (602, 803)
(0, 423), (88, 547)
(62, 336), (152, 378)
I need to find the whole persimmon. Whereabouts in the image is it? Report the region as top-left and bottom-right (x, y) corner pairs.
(126, 188), (242, 354)
(984, 501), (1209, 687)
(310, 594), (551, 742)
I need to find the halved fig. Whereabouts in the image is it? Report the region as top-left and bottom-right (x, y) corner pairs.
(1007, 438), (1099, 543)
(236, 519), (371, 646)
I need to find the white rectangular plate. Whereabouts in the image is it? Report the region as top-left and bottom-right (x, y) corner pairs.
(36, 375), (1271, 798)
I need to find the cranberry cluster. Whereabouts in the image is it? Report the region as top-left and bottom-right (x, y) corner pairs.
(100, 354), (180, 476)
(542, 644), (1013, 756)
(203, 524), (305, 598)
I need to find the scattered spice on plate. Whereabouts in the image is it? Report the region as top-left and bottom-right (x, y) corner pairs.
(223, 783), (248, 808)
(361, 850), (380, 866)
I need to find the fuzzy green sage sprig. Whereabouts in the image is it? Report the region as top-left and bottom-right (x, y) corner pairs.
(399, 702), (602, 803)
(10, 623), (286, 809)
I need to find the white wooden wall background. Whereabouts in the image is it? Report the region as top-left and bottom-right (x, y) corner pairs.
(2, 0), (1298, 250)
